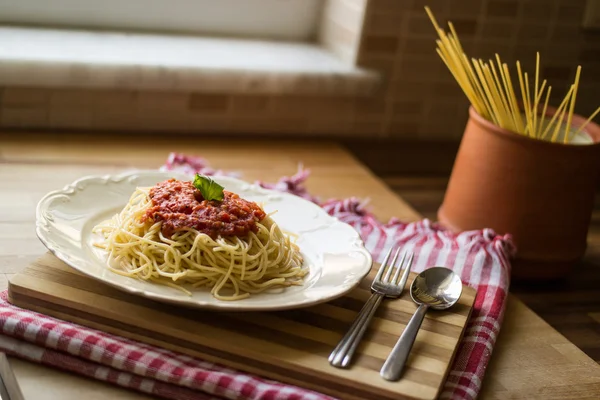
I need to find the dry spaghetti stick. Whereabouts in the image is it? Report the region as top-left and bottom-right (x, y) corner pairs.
(448, 21), (465, 54)
(541, 85), (574, 140)
(533, 52), (540, 137)
(538, 86), (552, 139)
(516, 62), (532, 136)
(439, 33), (491, 119)
(489, 60), (515, 131)
(564, 65), (582, 143)
(524, 72), (534, 137)
(541, 85), (574, 139)
(551, 88), (572, 142)
(436, 48), (484, 115)
(446, 33), (491, 116)
(439, 38), (488, 115)
(572, 106), (600, 138)
(496, 55), (521, 132)
(436, 47), (486, 115)
(530, 80), (547, 137)
(425, 6), (442, 32)
(501, 62), (525, 133)
(435, 45), (483, 112)
(438, 30), (478, 98)
(472, 59), (502, 125)
(461, 52), (495, 118)
(483, 61), (510, 129)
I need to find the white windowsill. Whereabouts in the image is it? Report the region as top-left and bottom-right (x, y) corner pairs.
(0, 26), (379, 95)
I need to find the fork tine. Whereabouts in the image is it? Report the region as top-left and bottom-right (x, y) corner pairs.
(383, 247), (401, 282)
(374, 247), (394, 283)
(391, 251), (407, 284)
(396, 252), (414, 288)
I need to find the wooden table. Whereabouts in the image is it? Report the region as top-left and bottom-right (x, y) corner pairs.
(2, 132), (600, 399)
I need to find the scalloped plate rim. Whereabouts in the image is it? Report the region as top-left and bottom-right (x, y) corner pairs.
(35, 170), (373, 311)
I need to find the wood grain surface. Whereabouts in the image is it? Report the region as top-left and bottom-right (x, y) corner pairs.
(8, 254), (476, 400)
(1, 131), (600, 399)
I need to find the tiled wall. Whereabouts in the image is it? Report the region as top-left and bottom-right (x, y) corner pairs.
(0, 0), (598, 140)
(359, 0), (600, 139)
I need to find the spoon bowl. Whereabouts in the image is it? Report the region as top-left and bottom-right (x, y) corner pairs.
(410, 266), (463, 310)
(380, 267), (463, 381)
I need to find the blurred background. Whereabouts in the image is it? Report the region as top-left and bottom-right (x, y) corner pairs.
(0, 0), (598, 174)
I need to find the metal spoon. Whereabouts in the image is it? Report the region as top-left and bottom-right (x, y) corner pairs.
(380, 267), (463, 381)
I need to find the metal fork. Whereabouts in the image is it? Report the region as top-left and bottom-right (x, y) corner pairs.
(329, 247), (414, 368)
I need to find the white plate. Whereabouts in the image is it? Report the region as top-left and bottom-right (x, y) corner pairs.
(36, 170), (372, 311)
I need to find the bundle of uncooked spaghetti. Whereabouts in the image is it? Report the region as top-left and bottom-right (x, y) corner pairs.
(425, 6), (599, 144)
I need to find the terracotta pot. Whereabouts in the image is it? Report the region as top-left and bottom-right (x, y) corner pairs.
(438, 106), (600, 280)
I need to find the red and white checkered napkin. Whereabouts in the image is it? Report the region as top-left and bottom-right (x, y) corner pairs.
(0, 154), (515, 400)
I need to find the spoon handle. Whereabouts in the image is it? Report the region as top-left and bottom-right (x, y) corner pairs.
(380, 303), (429, 381)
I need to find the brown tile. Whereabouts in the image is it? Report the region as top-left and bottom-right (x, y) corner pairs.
(420, 118), (465, 139)
(49, 89), (95, 108)
(392, 80), (434, 101)
(231, 95), (270, 113)
(543, 66), (573, 80)
(366, 12), (404, 35)
(512, 44), (544, 63)
(521, 0), (557, 20)
(486, 0), (520, 18)
(50, 88), (137, 110)
(362, 35), (400, 53)
(48, 109), (93, 129)
(0, 107), (48, 127)
(388, 120), (422, 137)
(92, 110), (140, 130)
(558, 0), (586, 20)
(544, 45), (582, 63)
(188, 94), (231, 113)
(398, 56), (444, 81)
(307, 119), (353, 135)
(92, 90), (138, 109)
(447, 0), (483, 17)
(357, 55), (396, 77)
(271, 96), (354, 118)
(392, 100), (424, 115)
(481, 21), (516, 39)
(408, 16), (439, 36)
(517, 24), (551, 42)
(369, 0), (414, 13)
(137, 92), (189, 110)
(579, 49), (600, 63)
(551, 24), (584, 43)
(433, 81), (464, 97)
(404, 37), (439, 55)
(354, 97), (389, 116)
(349, 118), (384, 136)
(584, 32), (600, 46)
(228, 118), (308, 135)
(2, 88), (50, 107)
(450, 19), (479, 36)
(428, 101), (461, 119)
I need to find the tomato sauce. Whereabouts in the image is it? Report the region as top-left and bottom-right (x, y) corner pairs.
(143, 179), (266, 238)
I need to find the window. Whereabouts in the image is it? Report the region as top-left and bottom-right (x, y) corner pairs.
(0, 0), (324, 40)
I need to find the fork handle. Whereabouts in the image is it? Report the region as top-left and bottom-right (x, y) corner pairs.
(329, 293), (383, 368)
(380, 303), (429, 381)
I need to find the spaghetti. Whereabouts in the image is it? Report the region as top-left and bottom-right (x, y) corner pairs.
(425, 6), (600, 144)
(93, 178), (305, 301)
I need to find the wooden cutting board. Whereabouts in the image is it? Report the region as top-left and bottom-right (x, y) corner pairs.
(8, 253), (476, 400)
